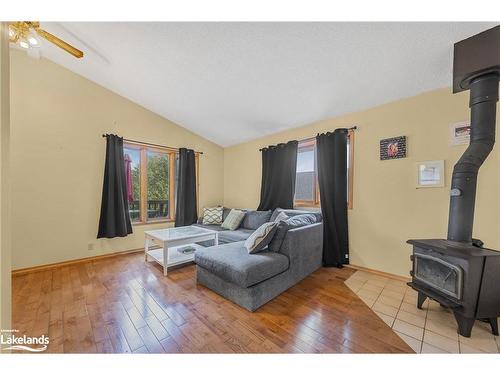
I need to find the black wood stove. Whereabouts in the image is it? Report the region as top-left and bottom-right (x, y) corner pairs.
(407, 26), (500, 338)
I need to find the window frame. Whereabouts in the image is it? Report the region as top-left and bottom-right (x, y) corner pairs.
(123, 142), (199, 225)
(293, 129), (354, 209)
(294, 139), (320, 208)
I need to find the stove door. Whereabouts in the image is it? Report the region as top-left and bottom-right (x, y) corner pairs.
(414, 253), (463, 300)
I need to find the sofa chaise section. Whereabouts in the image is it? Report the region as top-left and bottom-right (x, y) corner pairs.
(195, 242), (289, 288)
(195, 221), (323, 311)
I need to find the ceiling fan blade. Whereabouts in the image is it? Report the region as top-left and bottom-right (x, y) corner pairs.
(35, 28), (84, 58)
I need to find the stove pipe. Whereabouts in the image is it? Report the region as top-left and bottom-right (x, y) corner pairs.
(446, 25), (500, 243)
(447, 74), (499, 243)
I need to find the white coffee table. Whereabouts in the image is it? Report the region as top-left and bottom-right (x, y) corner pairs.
(144, 226), (218, 276)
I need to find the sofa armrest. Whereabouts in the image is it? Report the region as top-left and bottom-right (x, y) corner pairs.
(280, 222), (323, 267)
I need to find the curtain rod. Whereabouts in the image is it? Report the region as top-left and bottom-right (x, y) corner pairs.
(259, 126), (357, 152)
(102, 134), (204, 155)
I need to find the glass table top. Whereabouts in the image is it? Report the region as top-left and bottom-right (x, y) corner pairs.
(144, 226), (216, 241)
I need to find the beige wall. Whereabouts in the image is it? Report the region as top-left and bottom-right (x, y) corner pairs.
(9, 48), (500, 277)
(10, 50), (224, 270)
(1, 23), (12, 334)
(224, 89), (500, 277)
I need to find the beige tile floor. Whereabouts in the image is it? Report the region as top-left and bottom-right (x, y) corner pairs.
(345, 270), (500, 354)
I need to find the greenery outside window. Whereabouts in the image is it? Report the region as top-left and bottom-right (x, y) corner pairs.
(123, 143), (197, 224)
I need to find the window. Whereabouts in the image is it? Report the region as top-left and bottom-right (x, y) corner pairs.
(125, 147), (142, 221)
(146, 150), (170, 220)
(295, 140), (319, 206)
(123, 143), (198, 224)
(294, 130), (354, 209)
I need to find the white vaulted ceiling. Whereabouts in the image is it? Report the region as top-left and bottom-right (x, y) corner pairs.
(31, 22), (497, 146)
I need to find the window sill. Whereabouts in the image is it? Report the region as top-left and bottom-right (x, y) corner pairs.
(294, 202), (353, 210)
(294, 202), (320, 208)
(131, 219), (175, 226)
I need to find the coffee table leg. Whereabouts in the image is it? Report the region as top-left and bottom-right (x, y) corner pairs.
(214, 233), (219, 246)
(145, 236), (150, 261)
(163, 241), (169, 276)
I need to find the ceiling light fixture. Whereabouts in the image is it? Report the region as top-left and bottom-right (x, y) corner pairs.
(28, 36), (38, 46)
(8, 21), (83, 58)
(19, 39), (29, 49)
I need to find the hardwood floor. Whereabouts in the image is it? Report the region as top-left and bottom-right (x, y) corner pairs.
(12, 253), (413, 353)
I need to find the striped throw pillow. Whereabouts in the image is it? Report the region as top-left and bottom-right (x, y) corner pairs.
(221, 209), (246, 230)
(244, 221), (279, 254)
(273, 211), (289, 222)
(202, 207), (223, 225)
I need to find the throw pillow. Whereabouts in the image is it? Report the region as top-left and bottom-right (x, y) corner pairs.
(241, 210), (272, 230)
(200, 207), (233, 224)
(221, 209), (246, 230)
(222, 207), (233, 221)
(273, 211), (289, 222)
(270, 208), (286, 221)
(270, 208), (323, 222)
(244, 221), (279, 254)
(285, 214), (318, 227)
(202, 206), (223, 225)
(268, 214), (318, 252)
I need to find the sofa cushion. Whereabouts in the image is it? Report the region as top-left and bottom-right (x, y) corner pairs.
(221, 209), (246, 230)
(244, 221), (279, 254)
(270, 208), (322, 222)
(202, 206), (223, 225)
(218, 228), (254, 244)
(241, 210), (272, 230)
(195, 242), (289, 288)
(193, 224), (253, 244)
(193, 223), (227, 232)
(269, 214), (319, 252)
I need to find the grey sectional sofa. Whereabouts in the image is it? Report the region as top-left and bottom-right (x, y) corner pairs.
(194, 208), (323, 311)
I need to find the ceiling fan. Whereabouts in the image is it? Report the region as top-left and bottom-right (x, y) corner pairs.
(8, 21), (84, 58)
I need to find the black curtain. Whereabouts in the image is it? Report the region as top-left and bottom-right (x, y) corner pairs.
(257, 140), (298, 211)
(317, 129), (349, 267)
(97, 134), (133, 238)
(175, 148), (198, 227)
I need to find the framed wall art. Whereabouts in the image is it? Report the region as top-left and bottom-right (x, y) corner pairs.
(380, 136), (407, 160)
(450, 121), (471, 146)
(416, 160), (445, 188)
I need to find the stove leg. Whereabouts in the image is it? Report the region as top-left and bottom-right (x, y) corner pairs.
(454, 311), (475, 338)
(417, 292), (427, 309)
(478, 318), (499, 336)
(488, 318), (498, 336)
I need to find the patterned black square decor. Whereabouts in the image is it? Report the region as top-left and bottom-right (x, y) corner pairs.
(380, 136), (407, 160)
